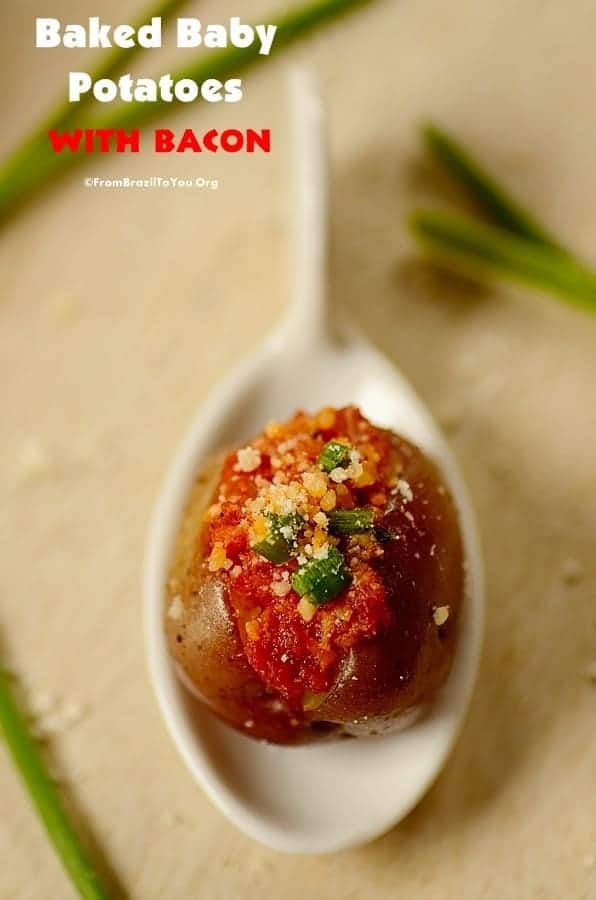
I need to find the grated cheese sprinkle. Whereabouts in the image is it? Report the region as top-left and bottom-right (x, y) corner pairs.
(433, 605), (450, 626)
(397, 479), (413, 502)
(235, 446), (262, 472)
(271, 581), (292, 597)
(168, 595), (184, 621)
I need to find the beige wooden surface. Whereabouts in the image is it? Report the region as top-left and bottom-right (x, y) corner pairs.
(1, 1), (596, 897)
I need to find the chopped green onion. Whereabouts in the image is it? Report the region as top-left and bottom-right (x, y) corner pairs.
(252, 514), (304, 564)
(328, 508), (375, 535)
(318, 441), (352, 472)
(292, 547), (352, 605)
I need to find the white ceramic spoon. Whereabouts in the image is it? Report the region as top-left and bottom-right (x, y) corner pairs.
(145, 72), (484, 854)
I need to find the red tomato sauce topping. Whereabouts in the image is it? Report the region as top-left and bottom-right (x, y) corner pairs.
(199, 407), (400, 708)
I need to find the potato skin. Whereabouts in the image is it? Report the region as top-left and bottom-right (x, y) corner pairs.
(167, 568), (318, 743)
(310, 436), (463, 735)
(166, 434), (464, 744)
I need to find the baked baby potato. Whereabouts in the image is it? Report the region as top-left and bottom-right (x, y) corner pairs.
(166, 406), (464, 744)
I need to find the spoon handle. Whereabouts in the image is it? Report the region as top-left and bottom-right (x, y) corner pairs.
(286, 69), (330, 344)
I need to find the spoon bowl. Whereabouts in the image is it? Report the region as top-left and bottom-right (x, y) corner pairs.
(144, 73), (484, 854)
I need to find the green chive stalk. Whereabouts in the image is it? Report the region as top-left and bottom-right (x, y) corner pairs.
(0, 0), (375, 221)
(0, 0), (189, 211)
(422, 123), (568, 256)
(409, 208), (596, 313)
(0, 667), (111, 899)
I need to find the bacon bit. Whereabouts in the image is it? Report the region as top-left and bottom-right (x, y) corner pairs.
(302, 470), (328, 498)
(362, 442), (381, 464)
(312, 528), (328, 553)
(208, 541), (232, 572)
(334, 483), (352, 507)
(355, 464), (377, 488)
(250, 514), (269, 544)
(320, 490), (337, 512)
(265, 421), (283, 439)
(297, 596), (317, 622)
(318, 610), (336, 643)
(245, 619), (261, 640)
(315, 407), (336, 430)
